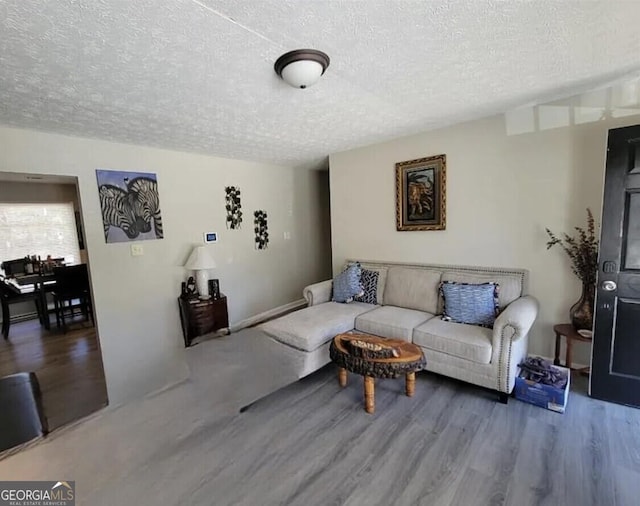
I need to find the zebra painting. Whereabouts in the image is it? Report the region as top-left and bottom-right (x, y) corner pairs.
(99, 185), (139, 241)
(127, 177), (163, 239)
(96, 169), (164, 243)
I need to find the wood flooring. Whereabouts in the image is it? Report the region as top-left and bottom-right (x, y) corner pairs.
(185, 370), (639, 506)
(0, 329), (638, 505)
(0, 317), (108, 431)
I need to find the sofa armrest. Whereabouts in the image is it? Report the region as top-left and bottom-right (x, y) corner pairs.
(492, 295), (539, 393)
(493, 295), (539, 344)
(303, 280), (333, 306)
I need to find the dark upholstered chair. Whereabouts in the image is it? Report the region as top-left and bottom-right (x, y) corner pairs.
(51, 265), (93, 332)
(0, 280), (41, 340)
(0, 372), (48, 452)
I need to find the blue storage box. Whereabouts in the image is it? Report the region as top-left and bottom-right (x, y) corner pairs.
(514, 365), (570, 413)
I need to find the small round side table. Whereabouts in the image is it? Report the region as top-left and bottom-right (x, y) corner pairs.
(553, 323), (592, 375)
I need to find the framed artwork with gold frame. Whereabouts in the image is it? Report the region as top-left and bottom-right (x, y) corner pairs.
(395, 154), (446, 231)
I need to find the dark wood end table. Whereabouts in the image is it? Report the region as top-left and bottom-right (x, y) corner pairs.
(329, 333), (426, 414)
(178, 295), (229, 347)
(553, 323), (592, 375)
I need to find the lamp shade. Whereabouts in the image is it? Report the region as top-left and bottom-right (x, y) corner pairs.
(184, 246), (216, 270)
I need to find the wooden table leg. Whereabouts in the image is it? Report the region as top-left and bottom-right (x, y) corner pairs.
(39, 283), (50, 330)
(364, 376), (375, 414)
(554, 331), (562, 366)
(566, 336), (573, 370)
(1, 297), (9, 340)
(406, 372), (416, 397)
(338, 367), (347, 387)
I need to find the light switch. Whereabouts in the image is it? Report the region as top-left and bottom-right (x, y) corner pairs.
(130, 244), (144, 256)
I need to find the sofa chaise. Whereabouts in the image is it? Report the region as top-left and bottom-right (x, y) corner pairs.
(259, 260), (539, 401)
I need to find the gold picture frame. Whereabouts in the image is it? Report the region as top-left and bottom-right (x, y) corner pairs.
(395, 154), (446, 231)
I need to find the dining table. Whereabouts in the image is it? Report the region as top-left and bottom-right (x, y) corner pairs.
(2, 273), (56, 330)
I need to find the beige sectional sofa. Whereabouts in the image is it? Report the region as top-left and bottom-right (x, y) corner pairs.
(259, 260), (539, 401)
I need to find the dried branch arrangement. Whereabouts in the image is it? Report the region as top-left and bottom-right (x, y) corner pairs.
(545, 209), (599, 285)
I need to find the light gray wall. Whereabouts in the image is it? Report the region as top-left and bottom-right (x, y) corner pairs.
(330, 112), (640, 366)
(0, 181), (78, 208)
(0, 126), (332, 406)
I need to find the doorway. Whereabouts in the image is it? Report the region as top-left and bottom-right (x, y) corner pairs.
(0, 172), (108, 440)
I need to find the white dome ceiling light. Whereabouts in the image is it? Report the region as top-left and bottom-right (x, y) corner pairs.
(274, 49), (330, 89)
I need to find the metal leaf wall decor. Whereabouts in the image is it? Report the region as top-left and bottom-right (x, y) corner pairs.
(254, 210), (269, 250)
(225, 186), (242, 229)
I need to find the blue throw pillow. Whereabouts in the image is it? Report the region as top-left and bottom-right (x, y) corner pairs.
(332, 263), (364, 303)
(440, 281), (499, 328)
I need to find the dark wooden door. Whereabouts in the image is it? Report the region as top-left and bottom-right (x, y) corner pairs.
(591, 124), (640, 407)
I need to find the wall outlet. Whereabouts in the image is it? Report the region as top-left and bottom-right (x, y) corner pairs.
(130, 244), (144, 256)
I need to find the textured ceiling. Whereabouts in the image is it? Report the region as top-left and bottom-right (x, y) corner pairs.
(1, 0), (640, 166)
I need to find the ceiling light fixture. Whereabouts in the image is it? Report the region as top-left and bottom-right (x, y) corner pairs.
(274, 49), (330, 89)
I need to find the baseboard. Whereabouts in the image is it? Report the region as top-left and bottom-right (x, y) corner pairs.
(0, 311), (39, 325)
(229, 298), (306, 333)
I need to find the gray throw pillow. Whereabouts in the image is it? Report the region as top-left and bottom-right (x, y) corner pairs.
(332, 263), (364, 303)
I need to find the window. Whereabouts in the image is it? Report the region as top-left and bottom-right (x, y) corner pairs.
(0, 202), (81, 266)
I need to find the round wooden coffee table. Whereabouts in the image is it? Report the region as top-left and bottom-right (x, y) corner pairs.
(329, 333), (426, 414)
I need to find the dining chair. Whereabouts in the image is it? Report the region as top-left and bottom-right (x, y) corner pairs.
(0, 280), (41, 340)
(0, 258), (26, 277)
(51, 264), (93, 332)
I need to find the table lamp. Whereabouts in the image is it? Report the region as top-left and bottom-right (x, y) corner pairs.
(184, 246), (217, 299)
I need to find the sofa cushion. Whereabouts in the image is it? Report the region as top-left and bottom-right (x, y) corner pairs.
(332, 263), (364, 303)
(440, 281), (499, 328)
(413, 318), (493, 364)
(383, 267), (442, 313)
(441, 271), (523, 309)
(259, 301), (376, 352)
(355, 306), (435, 341)
(354, 269), (379, 304)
